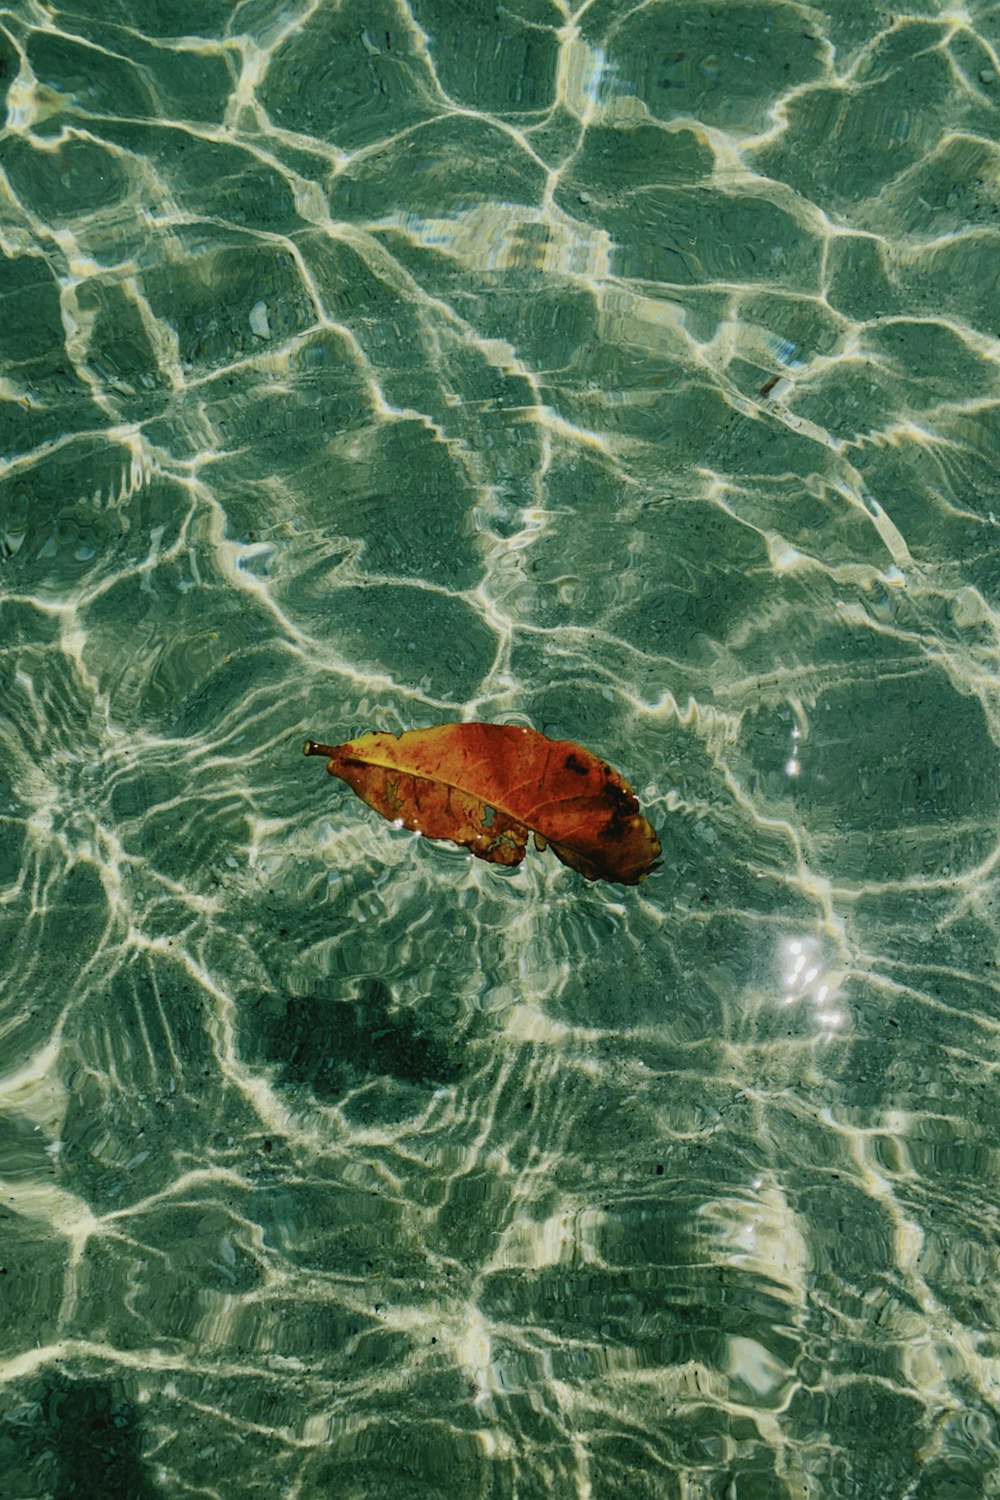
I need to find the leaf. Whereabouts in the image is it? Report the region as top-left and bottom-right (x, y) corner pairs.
(304, 723), (661, 886)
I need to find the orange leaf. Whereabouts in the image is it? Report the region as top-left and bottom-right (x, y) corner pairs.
(304, 723), (661, 886)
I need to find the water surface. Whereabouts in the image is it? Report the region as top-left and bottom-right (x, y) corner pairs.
(2, 1), (1000, 1496)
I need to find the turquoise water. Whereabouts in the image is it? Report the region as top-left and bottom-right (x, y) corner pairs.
(2, 1), (1000, 1495)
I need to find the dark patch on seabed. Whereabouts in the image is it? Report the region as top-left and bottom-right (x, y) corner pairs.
(1, 1374), (160, 1500)
(245, 976), (465, 1101)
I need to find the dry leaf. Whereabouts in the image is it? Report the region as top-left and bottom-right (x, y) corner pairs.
(304, 722), (660, 886)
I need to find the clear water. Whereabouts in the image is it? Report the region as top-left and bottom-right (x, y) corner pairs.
(1, 1), (999, 1496)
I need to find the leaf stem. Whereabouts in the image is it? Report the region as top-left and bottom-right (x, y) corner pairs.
(304, 740), (339, 758)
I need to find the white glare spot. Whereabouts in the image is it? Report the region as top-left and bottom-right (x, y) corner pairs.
(249, 300), (270, 338)
(786, 758), (800, 776)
